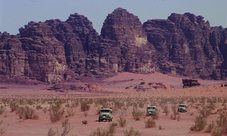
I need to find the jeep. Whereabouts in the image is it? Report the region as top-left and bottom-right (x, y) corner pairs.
(178, 104), (187, 112)
(146, 106), (156, 116)
(98, 108), (113, 122)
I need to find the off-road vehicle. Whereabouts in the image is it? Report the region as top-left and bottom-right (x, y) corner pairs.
(146, 106), (156, 116)
(98, 108), (113, 122)
(182, 79), (200, 88)
(178, 104), (187, 112)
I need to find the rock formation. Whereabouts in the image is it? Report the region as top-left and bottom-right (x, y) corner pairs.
(143, 13), (227, 79)
(0, 8), (227, 83)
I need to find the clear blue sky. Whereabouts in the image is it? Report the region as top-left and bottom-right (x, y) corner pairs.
(0, 0), (226, 35)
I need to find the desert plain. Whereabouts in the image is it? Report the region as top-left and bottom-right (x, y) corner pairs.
(0, 72), (227, 136)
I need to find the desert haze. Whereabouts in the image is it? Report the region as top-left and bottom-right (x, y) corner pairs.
(0, 72), (227, 136)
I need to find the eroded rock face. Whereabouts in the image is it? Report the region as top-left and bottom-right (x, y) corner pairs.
(0, 8), (227, 83)
(99, 8), (155, 76)
(143, 13), (227, 79)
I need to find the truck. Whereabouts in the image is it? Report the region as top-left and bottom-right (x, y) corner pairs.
(98, 108), (113, 122)
(146, 105), (156, 116)
(178, 104), (188, 112)
(182, 79), (200, 88)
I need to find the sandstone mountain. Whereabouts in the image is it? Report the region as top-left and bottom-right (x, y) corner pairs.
(0, 8), (226, 83)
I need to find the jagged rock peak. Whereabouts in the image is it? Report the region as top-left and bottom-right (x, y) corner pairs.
(101, 7), (148, 47)
(168, 12), (210, 28)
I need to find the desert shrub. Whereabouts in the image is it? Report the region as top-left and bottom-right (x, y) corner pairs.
(62, 118), (69, 127)
(47, 128), (57, 136)
(16, 106), (39, 119)
(177, 114), (180, 121)
(205, 121), (215, 133)
(190, 115), (207, 131)
(9, 102), (18, 112)
(66, 108), (74, 117)
(163, 105), (169, 116)
(132, 107), (144, 121)
(90, 128), (110, 136)
(211, 125), (223, 136)
(124, 127), (141, 136)
(80, 101), (90, 112)
(0, 106), (5, 115)
(43, 107), (48, 114)
(0, 120), (6, 136)
(170, 105), (178, 120)
(152, 110), (159, 120)
(49, 103), (65, 123)
(214, 111), (227, 134)
(145, 118), (156, 128)
(113, 100), (124, 110)
(36, 105), (42, 110)
(200, 106), (211, 117)
(108, 123), (116, 135)
(118, 116), (126, 127)
(61, 121), (71, 136)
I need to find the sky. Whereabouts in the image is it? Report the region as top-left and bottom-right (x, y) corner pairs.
(0, 0), (226, 35)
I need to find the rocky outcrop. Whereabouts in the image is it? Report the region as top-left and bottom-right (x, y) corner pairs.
(0, 8), (227, 83)
(99, 8), (155, 76)
(143, 13), (227, 79)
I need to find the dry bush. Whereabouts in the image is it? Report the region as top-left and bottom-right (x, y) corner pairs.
(132, 107), (144, 121)
(16, 106), (39, 120)
(47, 128), (57, 136)
(124, 127), (141, 136)
(89, 123), (116, 136)
(66, 108), (75, 117)
(163, 105), (169, 116)
(145, 118), (156, 128)
(80, 101), (90, 112)
(49, 103), (65, 123)
(0, 106), (5, 115)
(190, 115), (207, 131)
(9, 102), (18, 112)
(205, 121), (215, 133)
(118, 116), (126, 127)
(0, 120), (6, 136)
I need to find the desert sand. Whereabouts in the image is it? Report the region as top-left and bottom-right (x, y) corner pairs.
(0, 72), (227, 136)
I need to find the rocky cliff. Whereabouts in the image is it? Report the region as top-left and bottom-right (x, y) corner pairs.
(0, 8), (226, 83)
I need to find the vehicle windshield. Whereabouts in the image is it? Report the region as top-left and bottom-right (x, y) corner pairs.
(100, 110), (111, 113)
(179, 105), (186, 107)
(147, 107), (155, 109)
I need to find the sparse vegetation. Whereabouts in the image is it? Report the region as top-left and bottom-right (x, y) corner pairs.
(145, 118), (156, 128)
(190, 115), (207, 131)
(118, 116), (126, 127)
(124, 127), (141, 136)
(132, 107), (144, 121)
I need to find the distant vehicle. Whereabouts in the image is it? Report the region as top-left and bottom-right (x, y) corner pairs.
(178, 104), (187, 112)
(98, 108), (113, 122)
(182, 79), (200, 88)
(146, 105), (156, 116)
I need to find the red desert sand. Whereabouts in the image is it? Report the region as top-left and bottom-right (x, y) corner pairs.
(0, 72), (226, 136)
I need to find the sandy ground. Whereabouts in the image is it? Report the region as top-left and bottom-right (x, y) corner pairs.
(0, 72), (227, 136)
